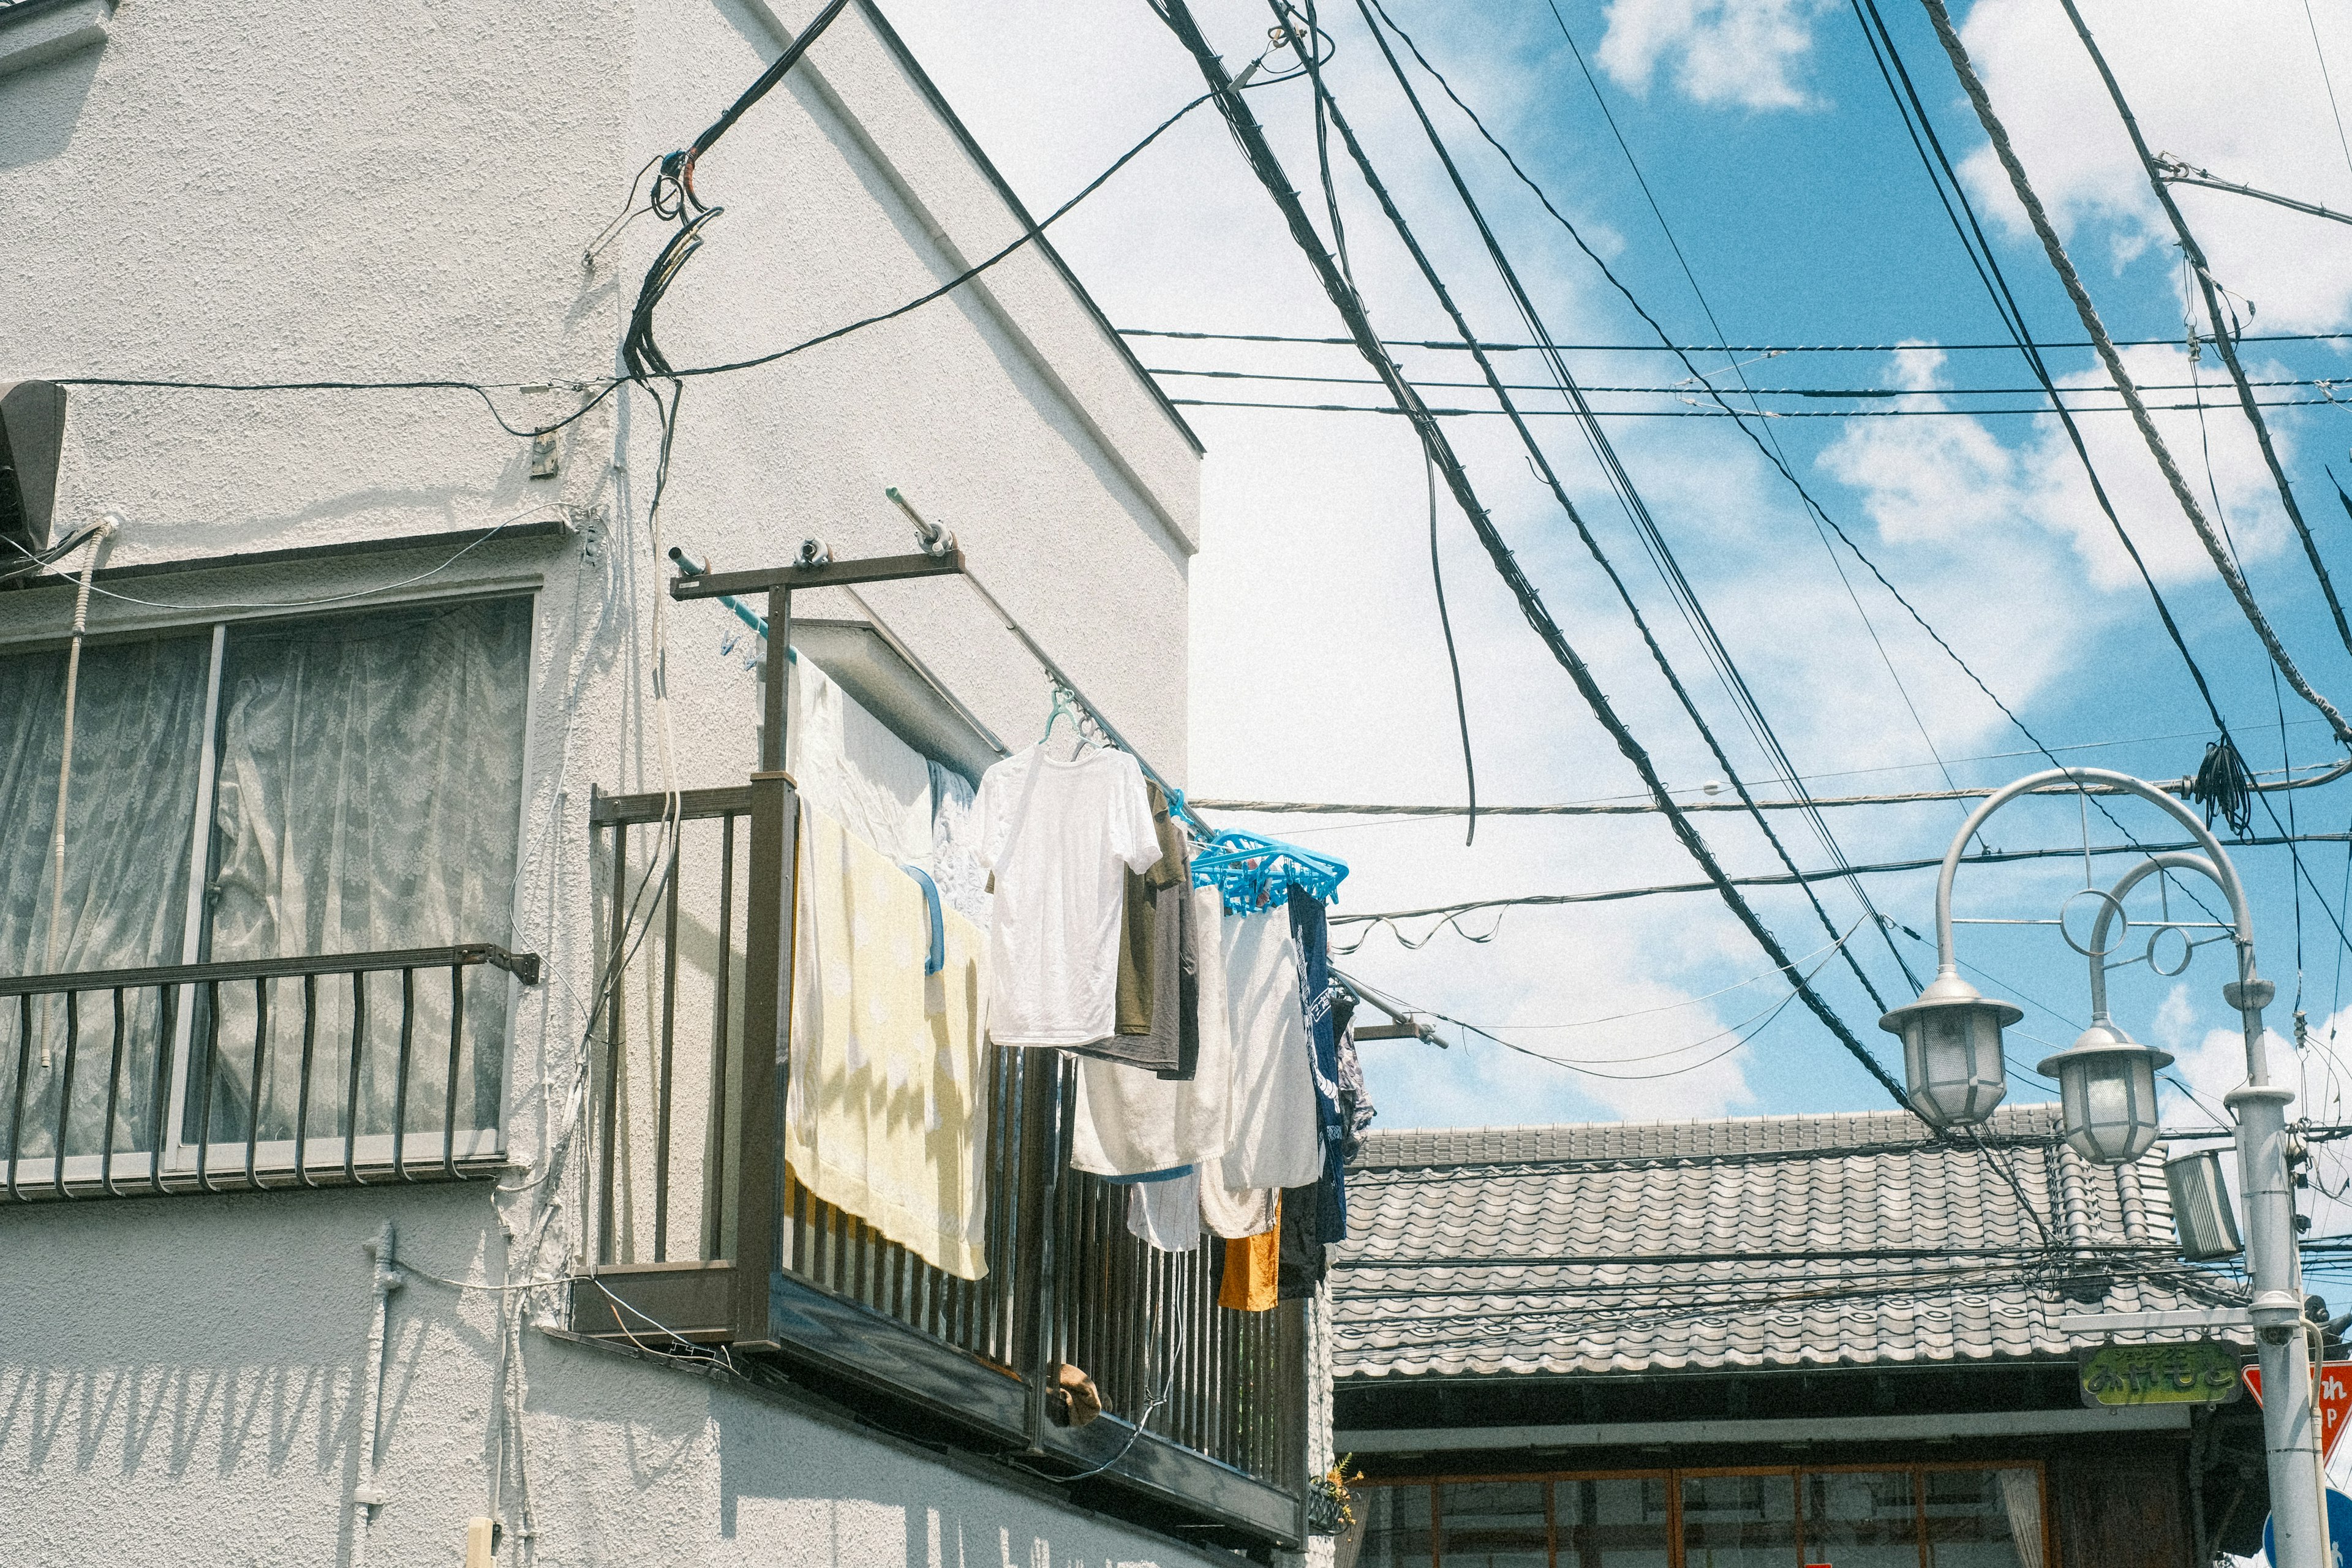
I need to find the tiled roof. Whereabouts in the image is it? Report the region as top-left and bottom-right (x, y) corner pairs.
(1333, 1103), (2245, 1380)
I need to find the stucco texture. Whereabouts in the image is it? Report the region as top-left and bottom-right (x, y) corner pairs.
(0, 1184), (1243, 1568)
(0, 0), (1214, 1561)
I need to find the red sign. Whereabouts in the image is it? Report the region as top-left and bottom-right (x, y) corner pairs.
(2244, 1362), (2352, 1460)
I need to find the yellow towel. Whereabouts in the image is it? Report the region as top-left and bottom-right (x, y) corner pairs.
(785, 804), (990, 1280)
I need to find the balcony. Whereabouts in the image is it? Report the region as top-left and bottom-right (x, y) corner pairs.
(1, 942), (541, 1198)
(571, 781), (1309, 1549)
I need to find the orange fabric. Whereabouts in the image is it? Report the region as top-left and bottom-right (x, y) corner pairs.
(1219, 1202), (1281, 1313)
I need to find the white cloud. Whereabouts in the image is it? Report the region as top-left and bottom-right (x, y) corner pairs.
(1595, 0), (1839, 111)
(1817, 341), (2293, 595)
(1958, 0), (2352, 330)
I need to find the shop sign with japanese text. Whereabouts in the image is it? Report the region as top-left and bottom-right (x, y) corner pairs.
(2078, 1340), (2244, 1407)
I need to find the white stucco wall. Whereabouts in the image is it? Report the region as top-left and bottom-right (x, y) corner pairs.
(0, 1182), (1246, 1568)
(0, 0), (1222, 1562)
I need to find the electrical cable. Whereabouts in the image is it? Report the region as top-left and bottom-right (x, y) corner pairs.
(680, 0), (850, 197)
(1420, 447), (1477, 844)
(1169, 392), (2352, 418)
(1918, 0), (2352, 750)
(51, 79), (1237, 448)
(1405, 922), (1858, 1079)
(1146, 0), (1915, 1110)
(2057, 0), (2352, 663)
(1317, 0), (1923, 1010)
(0, 503), (570, 614)
(1363, 0), (1954, 993)
(1145, 364), (2352, 399)
(1120, 326), (2352, 352)
(1309, 0), (2231, 943)
(1326, 826), (2352, 928)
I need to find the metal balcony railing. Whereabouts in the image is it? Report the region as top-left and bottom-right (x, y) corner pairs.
(1, 943), (540, 1200)
(575, 780), (1308, 1547)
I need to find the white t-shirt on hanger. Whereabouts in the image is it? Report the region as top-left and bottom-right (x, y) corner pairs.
(974, 742), (1163, 1046)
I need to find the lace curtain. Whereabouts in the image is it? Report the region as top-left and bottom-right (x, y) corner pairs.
(200, 598), (530, 1150)
(0, 636), (209, 1163)
(0, 639), (208, 1166)
(1997, 1466), (2047, 1568)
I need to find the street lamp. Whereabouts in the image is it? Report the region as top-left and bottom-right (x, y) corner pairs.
(1876, 971), (2019, 1129)
(2037, 1020), (2171, 1164)
(1896, 767), (2325, 1568)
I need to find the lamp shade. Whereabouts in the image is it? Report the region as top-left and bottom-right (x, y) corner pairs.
(1879, 972), (2021, 1129)
(2038, 1022), (2174, 1165)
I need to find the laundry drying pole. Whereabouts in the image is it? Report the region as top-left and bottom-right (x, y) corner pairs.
(662, 532), (966, 1344)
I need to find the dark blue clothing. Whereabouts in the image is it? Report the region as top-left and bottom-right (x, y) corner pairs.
(1288, 889), (1348, 1248)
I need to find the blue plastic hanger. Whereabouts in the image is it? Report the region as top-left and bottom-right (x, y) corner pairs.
(1190, 826), (1348, 911)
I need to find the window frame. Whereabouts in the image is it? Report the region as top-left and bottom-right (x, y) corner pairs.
(1359, 1459), (2056, 1568)
(1, 589), (540, 1186)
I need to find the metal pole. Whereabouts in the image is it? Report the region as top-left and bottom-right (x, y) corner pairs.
(1932, 767), (2323, 1566)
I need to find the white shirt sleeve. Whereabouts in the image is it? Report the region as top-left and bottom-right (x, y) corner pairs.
(971, 753), (1011, 872)
(1110, 754), (1164, 875)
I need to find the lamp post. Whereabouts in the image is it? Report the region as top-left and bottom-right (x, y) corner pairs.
(1884, 767), (2324, 1568)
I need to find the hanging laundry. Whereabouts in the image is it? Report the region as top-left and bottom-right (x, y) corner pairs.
(783, 804), (990, 1280)
(1126, 1166), (1204, 1252)
(1290, 889), (1349, 1246)
(1200, 1177), (1278, 1240)
(1071, 884), (1234, 1178)
(973, 742), (1163, 1047)
(1218, 1204), (1281, 1313)
(1333, 1007), (1377, 1159)
(1277, 1180), (1327, 1300)
(1212, 909), (1323, 1191)
(785, 656), (933, 867)
(928, 760), (991, 931)
(1086, 783), (1189, 1072)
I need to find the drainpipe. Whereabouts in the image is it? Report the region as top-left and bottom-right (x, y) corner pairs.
(354, 1223), (403, 1568)
(36, 513), (116, 1066)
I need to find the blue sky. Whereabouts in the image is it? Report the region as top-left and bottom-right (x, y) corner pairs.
(884, 0), (2352, 1172)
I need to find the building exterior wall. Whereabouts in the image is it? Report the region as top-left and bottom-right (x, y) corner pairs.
(0, 0), (1208, 1562)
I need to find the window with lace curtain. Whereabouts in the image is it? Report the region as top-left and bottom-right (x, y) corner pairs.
(0, 595), (532, 1178)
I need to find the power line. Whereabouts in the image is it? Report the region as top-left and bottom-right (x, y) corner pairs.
(1148, 364), (2352, 398)
(1920, 0), (2352, 749)
(1334, 0), (1923, 1001)
(1168, 393), (2350, 418)
(1290, 0), (2237, 954)
(2060, 0), (2352, 661)
(1326, 827), (2352, 927)
(1192, 780), (2226, 816)
(1119, 327), (2352, 352)
(1146, 0), (1913, 1110)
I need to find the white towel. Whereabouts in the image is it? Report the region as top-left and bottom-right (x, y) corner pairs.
(1126, 1167), (1204, 1252)
(1212, 909), (1323, 1191)
(1199, 1179), (1279, 1239)
(785, 657), (933, 868)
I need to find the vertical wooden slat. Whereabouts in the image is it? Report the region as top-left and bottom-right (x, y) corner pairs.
(704, 812), (737, 1260)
